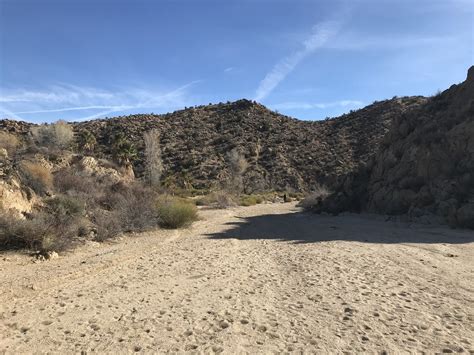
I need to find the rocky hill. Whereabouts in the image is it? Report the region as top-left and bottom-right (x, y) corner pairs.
(311, 67), (474, 228)
(1, 96), (426, 193)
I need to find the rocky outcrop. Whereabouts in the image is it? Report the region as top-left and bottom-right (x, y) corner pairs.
(312, 67), (474, 229)
(71, 98), (424, 192)
(0, 178), (36, 217)
(1, 97), (426, 193)
(3, 69), (470, 228)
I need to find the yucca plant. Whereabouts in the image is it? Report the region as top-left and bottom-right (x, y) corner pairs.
(78, 130), (97, 153)
(112, 133), (137, 167)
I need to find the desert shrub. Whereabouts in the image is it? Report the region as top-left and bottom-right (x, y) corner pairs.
(111, 133), (137, 166)
(31, 120), (74, 149)
(114, 185), (158, 231)
(195, 191), (237, 208)
(93, 185), (161, 241)
(239, 194), (263, 206)
(53, 169), (103, 202)
(45, 195), (85, 217)
(300, 185), (331, 210)
(0, 131), (20, 156)
(156, 196), (198, 228)
(92, 210), (123, 241)
(0, 211), (80, 252)
(287, 191), (305, 200)
(77, 130), (97, 153)
(54, 168), (89, 193)
(20, 161), (53, 194)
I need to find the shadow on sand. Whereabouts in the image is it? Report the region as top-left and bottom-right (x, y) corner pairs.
(206, 209), (474, 244)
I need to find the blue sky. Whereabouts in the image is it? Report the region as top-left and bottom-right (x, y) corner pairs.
(0, 0), (473, 122)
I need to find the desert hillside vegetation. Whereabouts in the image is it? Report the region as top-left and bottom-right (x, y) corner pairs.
(1, 67), (473, 256)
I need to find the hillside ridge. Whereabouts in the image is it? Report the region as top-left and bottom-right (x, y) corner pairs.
(1, 96), (427, 192)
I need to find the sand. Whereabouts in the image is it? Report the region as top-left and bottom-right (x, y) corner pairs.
(0, 202), (473, 353)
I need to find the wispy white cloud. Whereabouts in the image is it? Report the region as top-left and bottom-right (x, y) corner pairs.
(270, 100), (363, 110)
(0, 106), (24, 121)
(0, 81), (200, 121)
(254, 20), (341, 102)
(224, 67), (234, 73)
(325, 34), (457, 51)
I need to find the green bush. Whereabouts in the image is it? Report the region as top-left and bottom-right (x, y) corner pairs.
(239, 195), (263, 206)
(156, 197), (198, 228)
(195, 191), (236, 208)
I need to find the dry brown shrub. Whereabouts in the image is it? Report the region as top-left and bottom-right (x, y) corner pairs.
(0, 131), (20, 156)
(30, 120), (74, 149)
(300, 185), (331, 210)
(93, 182), (160, 240)
(0, 210), (81, 252)
(92, 210), (123, 241)
(196, 191), (237, 209)
(20, 161), (53, 194)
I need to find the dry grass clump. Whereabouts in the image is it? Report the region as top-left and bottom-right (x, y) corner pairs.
(87, 182), (160, 241)
(30, 120), (74, 149)
(0, 209), (83, 252)
(239, 194), (263, 206)
(156, 196), (198, 229)
(92, 210), (123, 241)
(20, 161), (53, 195)
(103, 182), (160, 232)
(195, 191), (237, 209)
(54, 168), (100, 196)
(300, 185), (331, 210)
(44, 195), (85, 217)
(0, 131), (20, 156)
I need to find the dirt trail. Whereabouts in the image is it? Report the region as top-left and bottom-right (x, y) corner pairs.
(0, 202), (473, 353)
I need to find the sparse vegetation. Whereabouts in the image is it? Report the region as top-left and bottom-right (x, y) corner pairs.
(0, 67), (472, 257)
(31, 120), (74, 149)
(300, 185), (331, 210)
(156, 196), (198, 228)
(45, 195), (85, 217)
(0, 131), (20, 156)
(239, 194), (263, 206)
(0, 210), (82, 252)
(20, 161), (53, 195)
(77, 129), (97, 153)
(195, 191), (237, 208)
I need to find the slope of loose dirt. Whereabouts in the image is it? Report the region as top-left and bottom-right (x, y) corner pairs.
(0, 203), (473, 353)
